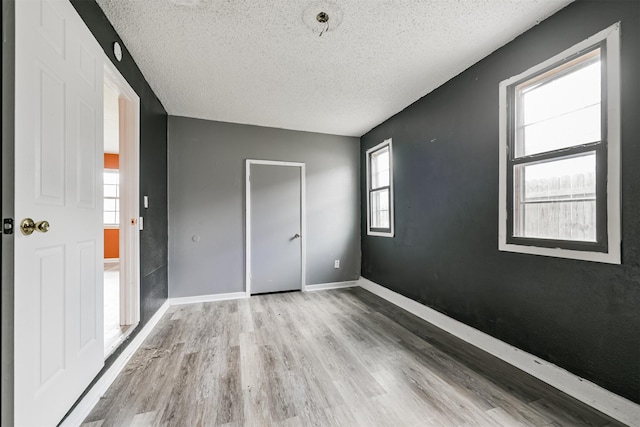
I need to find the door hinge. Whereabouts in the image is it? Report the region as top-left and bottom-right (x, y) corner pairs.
(3, 218), (14, 235)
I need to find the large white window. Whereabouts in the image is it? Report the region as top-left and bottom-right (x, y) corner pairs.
(367, 139), (394, 237)
(104, 169), (120, 226)
(498, 23), (621, 264)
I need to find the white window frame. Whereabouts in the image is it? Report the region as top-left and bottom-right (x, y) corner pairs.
(103, 168), (120, 228)
(498, 23), (621, 264)
(366, 138), (395, 237)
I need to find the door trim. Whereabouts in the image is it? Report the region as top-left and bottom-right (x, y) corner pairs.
(245, 160), (306, 296)
(103, 58), (141, 330)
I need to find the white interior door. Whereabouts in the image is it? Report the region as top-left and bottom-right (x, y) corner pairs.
(15, 0), (105, 425)
(247, 161), (305, 295)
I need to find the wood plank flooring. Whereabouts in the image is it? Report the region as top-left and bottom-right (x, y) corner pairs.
(82, 288), (623, 427)
(104, 261), (130, 357)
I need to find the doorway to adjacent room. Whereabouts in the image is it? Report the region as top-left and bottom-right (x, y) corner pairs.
(103, 62), (141, 357)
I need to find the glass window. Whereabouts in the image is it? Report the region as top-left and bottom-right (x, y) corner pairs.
(367, 140), (394, 237)
(514, 152), (596, 242)
(104, 169), (119, 226)
(515, 54), (601, 157)
(498, 23), (621, 264)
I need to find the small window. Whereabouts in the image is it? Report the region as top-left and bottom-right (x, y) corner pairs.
(104, 169), (120, 226)
(367, 139), (394, 237)
(498, 23), (620, 264)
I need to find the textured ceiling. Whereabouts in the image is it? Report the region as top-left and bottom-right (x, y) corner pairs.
(95, 0), (573, 137)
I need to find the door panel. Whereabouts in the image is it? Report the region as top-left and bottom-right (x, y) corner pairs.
(36, 246), (66, 388)
(250, 164), (302, 294)
(79, 240), (98, 350)
(77, 100), (97, 208)
(37, 68), (66, 204)
(15, 0), (104, 424)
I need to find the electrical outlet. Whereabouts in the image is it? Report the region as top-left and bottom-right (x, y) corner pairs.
(334, 260), (340, 269)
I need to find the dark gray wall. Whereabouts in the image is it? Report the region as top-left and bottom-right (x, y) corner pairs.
(168, 117), (360, 298)
(69, 0), (169, 337)
(2, 1), (16, 424)
(360, 0), (640, 403)
(67, 0), (169, 419)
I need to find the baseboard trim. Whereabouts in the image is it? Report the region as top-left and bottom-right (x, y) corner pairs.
(358, 277), (639, 426)
(305, 281), (358, 292)
(60, 299), (171, 427)
(170, 291), (248, 306)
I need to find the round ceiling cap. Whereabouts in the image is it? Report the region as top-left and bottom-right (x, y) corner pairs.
(303, 1), (343, 35)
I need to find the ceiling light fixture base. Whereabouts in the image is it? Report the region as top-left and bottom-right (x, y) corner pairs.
(303, 1), (343, 36)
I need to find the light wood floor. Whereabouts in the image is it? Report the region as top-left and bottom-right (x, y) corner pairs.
(82, 288), (622, 427)
(104, 261), (130, 357)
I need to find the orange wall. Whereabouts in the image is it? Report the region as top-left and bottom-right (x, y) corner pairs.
(104, 228), (119, 259)
(104, 153), (119, 169)
(105, 153), (119, 259)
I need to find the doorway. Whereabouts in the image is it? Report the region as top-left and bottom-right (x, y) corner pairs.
(245, 160), (306, 295)
(103, 62), (141, 358)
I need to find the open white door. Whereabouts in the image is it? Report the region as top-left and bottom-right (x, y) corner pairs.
(15, 0), (105, 425)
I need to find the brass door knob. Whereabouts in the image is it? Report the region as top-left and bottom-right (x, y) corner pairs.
(36, 220), (50, 233)
(20, 218), (50, 235)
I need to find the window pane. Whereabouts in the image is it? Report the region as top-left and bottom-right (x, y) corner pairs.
(516, 52), (601, 157)
(522, 104), (601, 156)
(104, 170), (120, 225)
(104, 198), (116, 211)
(371, 146), (390, 188)
(104, 171), (118, 184)
(371, 189), (390, 229)
(104, 212), (116, 225)
(104, 184), (117, 198)
(522, 61), (600, 125)
(514, 152), (596, 242)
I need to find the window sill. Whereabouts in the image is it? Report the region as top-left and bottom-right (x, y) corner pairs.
(368, 230), (394, 238)
(498, 239), (620, 264)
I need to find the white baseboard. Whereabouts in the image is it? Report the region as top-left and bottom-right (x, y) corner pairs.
(60, 299), (171, 427)
(358, 277), (640, 426)
(169, 291), (248, 306)
(305, 281), (358, 292)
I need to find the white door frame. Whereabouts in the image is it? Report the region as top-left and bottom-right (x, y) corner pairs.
(103, 60), (140, 329)
(245, 159), (306, 296)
